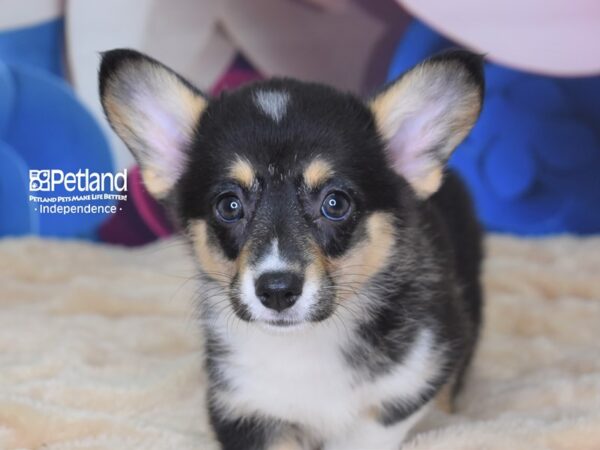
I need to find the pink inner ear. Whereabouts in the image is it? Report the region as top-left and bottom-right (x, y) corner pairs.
(141, 98), (188, 176)
(386, 104), (443, 180)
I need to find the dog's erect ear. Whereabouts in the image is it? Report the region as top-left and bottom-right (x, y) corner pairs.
(99, 49), (207, 198)
(369, 50), (484, 198)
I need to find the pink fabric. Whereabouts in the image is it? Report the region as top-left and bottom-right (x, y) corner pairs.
(128, 167), (173, 237)
(398, 0), (600, 76)
(210, 68), (263, 95)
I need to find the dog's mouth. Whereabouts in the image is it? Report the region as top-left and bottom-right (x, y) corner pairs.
(228, 287), (336, 328)
(266, 318), (301, 327)
(226, 300), (314, 332)
(249, 305), (314, 328)
(259, 318), (310, 333)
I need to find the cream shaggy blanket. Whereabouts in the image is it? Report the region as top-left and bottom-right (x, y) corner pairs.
(1, 236), (599, 450)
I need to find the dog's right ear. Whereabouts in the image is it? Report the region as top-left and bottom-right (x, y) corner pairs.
(99, 49), (207, 198)
(369, 50), (484, 198)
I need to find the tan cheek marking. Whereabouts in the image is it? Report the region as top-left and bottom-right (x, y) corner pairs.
(303, 158), (333, 189)
(235, 242), (252, 276)
(304, 261), (323, 289)
(190, 220), (235, 286)
(306, 239), (329, 277)
(330, 212), (396, 300)
(228, 157), (255, 189)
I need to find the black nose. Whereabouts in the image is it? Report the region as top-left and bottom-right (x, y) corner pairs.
(255, 272), (303, 312)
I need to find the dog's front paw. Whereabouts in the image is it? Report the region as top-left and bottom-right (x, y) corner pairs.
(323, 406), (429, 450)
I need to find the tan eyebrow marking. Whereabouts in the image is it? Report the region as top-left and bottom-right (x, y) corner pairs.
(228, 156), (255, 188)
(303, 158), (334, 189)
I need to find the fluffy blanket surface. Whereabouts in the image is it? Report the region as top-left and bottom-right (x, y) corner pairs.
(1, 236), (599, 449)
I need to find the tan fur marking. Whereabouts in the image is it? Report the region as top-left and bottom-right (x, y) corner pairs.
(269, 440), (304, 450)
(306, 239), (329, 276)
(434, 379), (455, 414)
(330, 212), (396, 299)
(235, 242), (252, 275)
(364, 404), (381, 421)
(369, 70), (415, 143)
(228, 157), (255, 189)
(303, 159), (333, 189)
(190, 220), (235, 286)
(304, 261), (324, 289)
(415, 167), (443, 197)
(140, 168), (172, 198)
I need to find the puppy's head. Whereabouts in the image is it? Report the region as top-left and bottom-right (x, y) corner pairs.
(99, 49), (483, 330)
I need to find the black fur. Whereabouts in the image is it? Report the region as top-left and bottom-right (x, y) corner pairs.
(208, 403), (273, 450)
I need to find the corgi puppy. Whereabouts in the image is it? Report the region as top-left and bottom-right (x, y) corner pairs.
(99, 49), (484, 450)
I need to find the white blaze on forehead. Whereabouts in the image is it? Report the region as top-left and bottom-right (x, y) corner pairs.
(255, 240), (289, 274)
(240, 240), (289, 318)
(254, 90), (290, 123)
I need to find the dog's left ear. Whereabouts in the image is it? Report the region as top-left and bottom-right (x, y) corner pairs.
(369, 50), (484, 198)
(99, 49), (207, 199)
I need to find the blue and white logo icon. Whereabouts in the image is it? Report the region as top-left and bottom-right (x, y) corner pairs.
(29, 170), (51, 191)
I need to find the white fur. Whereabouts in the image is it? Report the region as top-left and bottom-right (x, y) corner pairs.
(211, 311), (441, 445)
(255, 90), (290, 123)
(255, 240), (290, 274)
(324, 403), (430, 450)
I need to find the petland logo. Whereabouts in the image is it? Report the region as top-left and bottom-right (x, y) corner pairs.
(28, 169), (128, 215)
(29, 169), (127, 192)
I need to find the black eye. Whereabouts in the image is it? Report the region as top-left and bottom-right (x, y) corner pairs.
(216, 195), (244, 222)
(321, 192), (351, 221)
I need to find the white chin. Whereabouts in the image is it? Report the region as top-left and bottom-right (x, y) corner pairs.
(257, 319), (312, 334)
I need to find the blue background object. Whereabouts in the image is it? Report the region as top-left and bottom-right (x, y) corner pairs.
(0, 141), (37, 236)
(0, 19), (64, 77)
(388, 21), (600, 235)
(0, 19), (114, 239)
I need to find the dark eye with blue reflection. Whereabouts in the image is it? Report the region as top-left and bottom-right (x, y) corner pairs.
(321, 192), (351, 221)
(216, 195), (244, 222)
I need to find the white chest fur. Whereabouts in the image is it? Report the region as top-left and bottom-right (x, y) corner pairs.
(211, 318), (439, 439)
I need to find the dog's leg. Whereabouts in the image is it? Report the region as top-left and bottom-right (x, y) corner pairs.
(209, 403), (310, 450)
(434, 378), (455, 414)
(323, 405), (429, 450)
(208, 403), (276, 450)
(269, 438), (310, 450)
